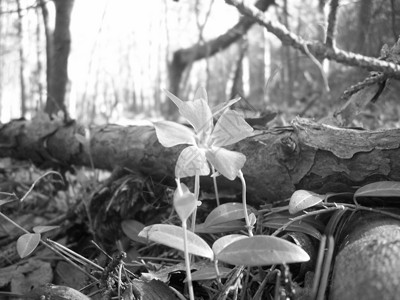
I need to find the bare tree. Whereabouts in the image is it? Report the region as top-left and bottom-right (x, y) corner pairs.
(16, 0), (27, 117)
(166, 0), (275, 116)
(39, 0), (74, 117)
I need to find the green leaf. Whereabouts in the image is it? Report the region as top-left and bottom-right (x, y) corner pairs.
(138, 224), (213, 260)
(188, 266), (232, 282)
(121, 220), (148, 244)
(212, 234), (247, 256)
(33, 226), (59, 234)
(263, 217), (322, 240)
(195, 220), (246, 234)
(289, 190), (324, 214)
(17, 233), (41, 258)
(217, 235), (310, 266)
(204, 202), (255, 227)
(354, 181), (400, 199)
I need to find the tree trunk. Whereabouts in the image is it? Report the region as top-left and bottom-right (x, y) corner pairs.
(248, 26), (265, 104)
(166, 0), (275, 116)
(16, 0), (27, 117)
(1, 117), (400, 205)
(41, 0), (74, 117)
(282, 0), (294, 103)
(354, 0), (373, 55)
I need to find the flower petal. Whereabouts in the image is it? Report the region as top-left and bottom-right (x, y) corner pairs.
(164, 89), (213, 137)
(164, 89), (186, 109)
(211, 110), (254, 147)
(182, 99), (213, 137)
(153, 121), (196, 147)
(205, 147), (246, 180)
(174, 181), (197, 222)
(175, 146), (210, 178)
(194, 86), (208, 102)
(211, 97), (241, 117)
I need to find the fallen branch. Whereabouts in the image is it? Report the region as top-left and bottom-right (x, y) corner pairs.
(225, 0), (400, 77)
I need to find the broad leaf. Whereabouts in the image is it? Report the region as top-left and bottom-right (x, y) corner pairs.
(189, 266), (232, 282)
(138, 224), (213, 260)
(354, 181), (400, 199)
(212, 234), (247, 256)
(121, 220), (148, 244)
(17, 233), (41, 258)
(289, 190), (324, 214)
(217, 235), (310, 266)
(195, 220), (246, 234)
(33, 226), (59, 234)
(204, 202), (255, 227)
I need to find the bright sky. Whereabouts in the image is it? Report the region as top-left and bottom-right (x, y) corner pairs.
(68, 0), (239, 123)
(1, 0), (240, 123)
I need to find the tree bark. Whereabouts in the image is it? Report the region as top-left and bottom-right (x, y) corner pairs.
(330, 212), (400, 300)
(42, 0), (74, 117)
(16, 0), (27, 117)
(1, 117), (400, 205)
(354, 0), (373, 55)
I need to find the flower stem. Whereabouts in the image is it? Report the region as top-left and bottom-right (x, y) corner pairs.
(190, 174), (200, 232)
(211, 165), (220, 206)
(238, 170), (253, 237)
(0, 212), (30, 234)
(182, 221), (195, 300)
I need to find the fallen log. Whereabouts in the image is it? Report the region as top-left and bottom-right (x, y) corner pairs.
(2, 116), (400, 299)
(1, 115), (400, 204)
(330, 211), (400, 300)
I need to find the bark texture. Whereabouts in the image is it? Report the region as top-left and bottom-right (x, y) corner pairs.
(44, 0), (74, 116)
(1, 116), (400, 204)
(330, 212), (400, 300)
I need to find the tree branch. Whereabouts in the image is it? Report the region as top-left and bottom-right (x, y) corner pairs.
(167, 0), (275, 103)
(225, 0), (400, 78)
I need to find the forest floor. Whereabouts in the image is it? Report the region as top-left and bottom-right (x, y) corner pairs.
(1, 97), (400, 299)
(0, 156), (316, 300)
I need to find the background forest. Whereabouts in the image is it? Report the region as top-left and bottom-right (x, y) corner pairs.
(2, 1), (400, 299)
(1, 0), (400, 128)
